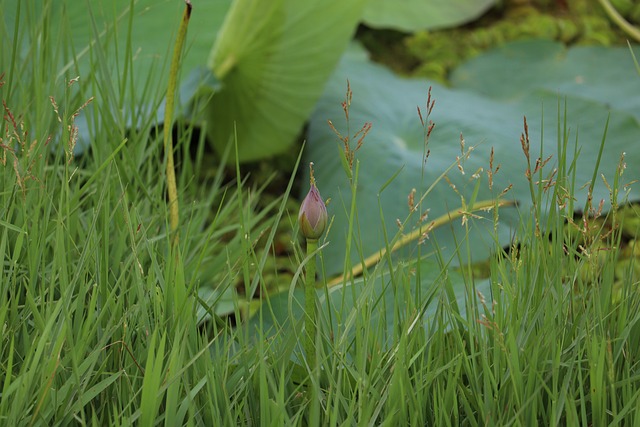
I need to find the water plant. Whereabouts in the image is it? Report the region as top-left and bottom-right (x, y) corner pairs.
(298, 163), (328, 371)
(2, 0), (640, 425)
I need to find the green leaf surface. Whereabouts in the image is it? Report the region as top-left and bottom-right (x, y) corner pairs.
(61, 0), (231, 97)
(307, 42), (640, 278)
(8, 0), (227, 95)
(197, 286), (238, 322)
(205, 0), (368, 162)
(451, 39), (640, 117)
(362, 0), (497, 32)
(250, 259), (489, 348)
(3, 0), (230, 155)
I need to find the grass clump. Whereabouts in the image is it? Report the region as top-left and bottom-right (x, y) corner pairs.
(2, 2), (640, 426)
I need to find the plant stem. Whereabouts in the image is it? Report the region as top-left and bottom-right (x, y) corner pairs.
(598, 0), (640, 43)
(327, 198), (517, 287)
(164, 0), (192, 248)
(304, 238), (319, 371)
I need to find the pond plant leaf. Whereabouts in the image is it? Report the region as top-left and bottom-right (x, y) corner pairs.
(250, 258), (491, 349)
(4, 0), (231, 156)
(205, 0), (368, 162)
(451, 39), (640, 118)
(307, 41), (640, 278)
(361, 0), (497, 32)
(61, 0), (231, 99)
(280, 40), (640, 349)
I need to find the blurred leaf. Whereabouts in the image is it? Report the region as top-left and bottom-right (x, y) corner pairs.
(4, 0), (231, 156)
(450, 39), (640, 118)
(362, 0), (496, 32)
(251, 258), (491, 349)
(75, 63), (221, 156)
(205, 0), (368, 162)
(306, 42), (640, 277)
(197, 286), (242, 322)
(62, 0), (231, 98)
(157, 66), (222, 126)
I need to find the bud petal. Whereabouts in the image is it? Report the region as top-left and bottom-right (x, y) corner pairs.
(299, 181), (327, 240)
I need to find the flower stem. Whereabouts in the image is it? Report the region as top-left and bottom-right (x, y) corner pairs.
(304, 238), (319, 371)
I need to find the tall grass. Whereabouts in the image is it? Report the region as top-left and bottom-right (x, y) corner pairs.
(2, 1), (640, 425)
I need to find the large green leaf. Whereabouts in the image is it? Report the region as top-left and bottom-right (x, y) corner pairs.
(6, 0), (228, 97)
(205, 0), (368, 162)
(362, 0), (497, 32)
(61, 0), (231, 98)
(306, 42), (640, 277)
(450, 39), (640, 118)
(3, 0), (231, 154)
(250, 258), (489, 348)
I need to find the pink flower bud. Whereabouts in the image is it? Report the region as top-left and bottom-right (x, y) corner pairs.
(299, 176), (327, 240)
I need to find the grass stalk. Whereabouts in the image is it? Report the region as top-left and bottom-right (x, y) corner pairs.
(2, 2), (640, 424)
(163, 0), (192, 248)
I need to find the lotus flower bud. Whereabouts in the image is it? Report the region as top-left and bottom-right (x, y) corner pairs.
(299, 163), (327, 240)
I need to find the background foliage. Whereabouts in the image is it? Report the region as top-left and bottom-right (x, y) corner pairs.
(2, 0), (640, 424)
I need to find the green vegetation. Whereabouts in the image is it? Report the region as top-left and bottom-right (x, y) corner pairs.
(1, 0), (640, 425)
(365, 0), (640, 81)
(309, 40), (640, 276)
